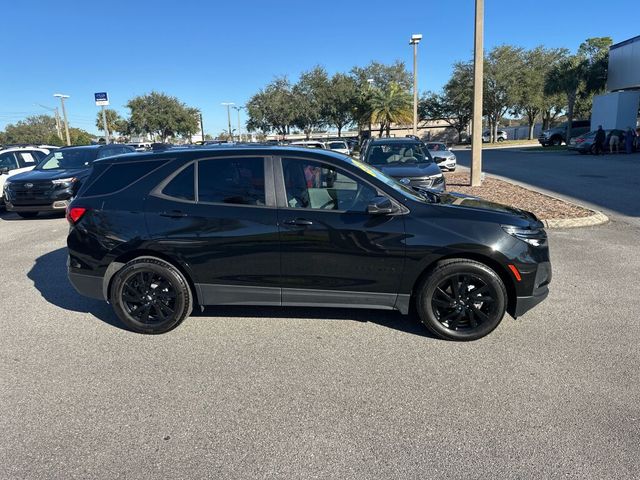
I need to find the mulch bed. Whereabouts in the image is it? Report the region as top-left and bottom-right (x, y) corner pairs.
(443, 172), (593, 220)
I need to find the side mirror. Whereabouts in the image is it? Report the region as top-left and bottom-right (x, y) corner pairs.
(367, 196), (394, 215)
(0, 167), (9, 175)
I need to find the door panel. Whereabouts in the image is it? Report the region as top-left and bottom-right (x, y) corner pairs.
(277, 157), (406, 299)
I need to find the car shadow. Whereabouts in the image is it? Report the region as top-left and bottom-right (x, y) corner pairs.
(0, 209), (65, 221)
(29, 247), (434, 338)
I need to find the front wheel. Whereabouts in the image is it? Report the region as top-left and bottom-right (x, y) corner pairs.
(416, 259), (507, 341)
(110, 257), (193, 334)
(551, 137), (562, 146)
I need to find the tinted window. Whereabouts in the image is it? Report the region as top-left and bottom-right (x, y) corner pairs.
(0, 152), (19, 170)
(365, 143), (432, 166)
(84, 160), (165, 196)
(198, 158), (265, 205)
(162, 163), (195, 201)
(282, 158), (377, 212)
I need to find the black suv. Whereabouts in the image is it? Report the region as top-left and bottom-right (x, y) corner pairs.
(4, 144), (135, 218)
(67, 146), (551, 340)
(360, 137), (445, 191)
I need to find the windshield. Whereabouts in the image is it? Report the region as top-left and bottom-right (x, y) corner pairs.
(328, 142), (347, 149)
(426, 143), (447, 151)
(36, 149), (98, 170)
(351, 159), (429, 203)
(365, 143), (433, 166)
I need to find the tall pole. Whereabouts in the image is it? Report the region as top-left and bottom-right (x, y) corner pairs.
(55, 95), (71, 146)
(222, 103), (234, 141)
(101, 105), (110, 144)
(233, 106), (242, 142)
(470, 0), (484, 187)
(55, 108), (62, 141)
(413, 41), (418, 136)
(200, 112), (205, 142)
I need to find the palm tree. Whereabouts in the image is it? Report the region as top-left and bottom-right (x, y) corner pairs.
(545, 55), (585, 143)
(369, 82), (413, 137)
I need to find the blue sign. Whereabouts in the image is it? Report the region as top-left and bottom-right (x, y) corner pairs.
(94, 92), (109, 106)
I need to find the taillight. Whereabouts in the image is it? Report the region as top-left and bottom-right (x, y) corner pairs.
(66, 207), (87, 225)
(575, 138), (585, 143)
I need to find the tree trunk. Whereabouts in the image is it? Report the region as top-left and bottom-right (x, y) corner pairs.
(528, 122), (535, 140)
(566, 91), (576, 144)
(379, 123), (385, 137)
(337, 125), (342, 137)
(493, 122), (499, 144)
(386, 123), (391, 137)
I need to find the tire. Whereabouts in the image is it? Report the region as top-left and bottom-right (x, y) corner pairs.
(497, 137), (504, 142)
(551, 137), (562, 146)
(416, 259), (507, 341)
(589, 144), (597, 155)
(110, 257), (193, 334)
(17, 212), (38, 218)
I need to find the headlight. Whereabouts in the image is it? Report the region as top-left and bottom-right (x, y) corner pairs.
(431, 174), (444, 185)
(52, 177), (77, 186)
(502, 225), (547, 246)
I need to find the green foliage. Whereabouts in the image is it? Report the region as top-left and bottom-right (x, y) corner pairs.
(1, 115), (61, 144)
(69, 128), (94, 145)
(323, 73), (358, 136)
(420, 61), (473, 142)
(292, 66), (330, 138)
(126, 92), (199, 141)
(246, 76), (296, 136)
(351, 60), (412, 91)
(369, 82), (412, 137)
(95, 108), (127, 136)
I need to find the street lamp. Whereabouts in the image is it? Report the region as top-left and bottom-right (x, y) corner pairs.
(221, 102), (235, 141)
(53, 93), (71, 146)
(409, 34), (422, 136)
(232, 105), (243, 142)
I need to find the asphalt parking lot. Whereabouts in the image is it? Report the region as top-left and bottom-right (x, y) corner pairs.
(2, 155), (640, 478)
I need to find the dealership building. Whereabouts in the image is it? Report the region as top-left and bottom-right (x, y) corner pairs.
(591, 35), (640, 130)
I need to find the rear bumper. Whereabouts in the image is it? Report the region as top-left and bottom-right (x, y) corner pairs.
(68, 270), (104, 300)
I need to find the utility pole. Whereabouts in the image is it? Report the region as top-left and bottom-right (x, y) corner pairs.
(470, 0), (484, 186)
(221, 102), (235, 141)
(233, 106), (242, 142)
(101, 105), (110, 144)
(35, 103), (62, 140)
(54, 94), (71, 146)
(409, 34), (422, 136)
(199, 112), (205, 142)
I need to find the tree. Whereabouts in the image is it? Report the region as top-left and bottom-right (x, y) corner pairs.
(292, 66), (330, 139)
(545, 55), (586, 143)
(369, 82), (412, 137)
(323, 73), (358, 137)
(420, 61), (474, 143)
(68, 128), (93, 145)
(351, 60), (412, 91)
(483, 45), (524, 142)
(95, 108), (126, 138)
(246, 77), (295, 136)
(1, 115), (63, 145)
(126, 92), (199, 142)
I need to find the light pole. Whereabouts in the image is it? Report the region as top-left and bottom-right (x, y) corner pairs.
(54, 93), (71, 145)
(366, 78), (374, 138)
(233, 106), (243, 142)
(470, 0), (484, 186)
(409, 33), (422, 136)
(221, 102), (235, 141)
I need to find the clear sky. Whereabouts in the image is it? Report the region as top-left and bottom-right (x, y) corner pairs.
(2, 0), (638, 136)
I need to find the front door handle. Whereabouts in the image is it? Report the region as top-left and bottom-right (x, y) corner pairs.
(160, 210), (188, 218)
(283, 218), (313, 226)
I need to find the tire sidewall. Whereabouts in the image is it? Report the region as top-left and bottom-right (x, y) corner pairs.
(110, 259), (192, 334)
(417, 261), (506, 341)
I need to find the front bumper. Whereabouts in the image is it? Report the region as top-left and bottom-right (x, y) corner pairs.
(6, 200), (69, 212)
(512, 260), (551, 318)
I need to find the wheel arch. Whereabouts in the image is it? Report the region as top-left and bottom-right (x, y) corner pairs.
(105, 249), (200, 306)
(411, 252), (517, 318)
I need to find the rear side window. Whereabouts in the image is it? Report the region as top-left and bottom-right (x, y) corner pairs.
(198, 158), (265, 205)
(83, 160), (165, 196)
(162, 164), (195, 201)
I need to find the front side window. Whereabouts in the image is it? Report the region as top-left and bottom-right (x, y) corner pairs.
(0, 152), (18, 170)
(282, 158), (377, 212)
(198, 158), (265, 205)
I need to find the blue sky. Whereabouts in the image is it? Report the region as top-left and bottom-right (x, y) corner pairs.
(2, 0), (638, 136)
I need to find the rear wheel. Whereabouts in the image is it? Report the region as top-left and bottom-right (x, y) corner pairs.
(17, 212), (38, 218)
(110, 258), (193, 334)
(416, 259), (507, 341)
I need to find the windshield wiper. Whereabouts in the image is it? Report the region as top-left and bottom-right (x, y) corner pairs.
(413, 186), (441, 203)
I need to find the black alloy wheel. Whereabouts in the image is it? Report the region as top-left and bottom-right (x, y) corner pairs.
(110, 258), (193, 334)
(417, 259), (507, 341)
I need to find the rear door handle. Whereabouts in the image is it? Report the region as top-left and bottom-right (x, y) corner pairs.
(283, 218), (313, 226)
(160, 210), (188, 218)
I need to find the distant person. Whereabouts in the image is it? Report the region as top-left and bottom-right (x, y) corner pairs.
(625, 127), (636, 154)
(594, 126), (606, 155)
(609, 128), (622, 154)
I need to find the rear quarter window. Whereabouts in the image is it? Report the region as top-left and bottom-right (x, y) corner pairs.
(83, 160), (166, 197)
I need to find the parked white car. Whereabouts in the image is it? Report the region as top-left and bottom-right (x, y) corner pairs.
(290, 141), (326, 149)
(425, 142), (457, 171)
(0, 147), (52, 206)
(325, 140), (350, 155)
(482, 130), (508, 142)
